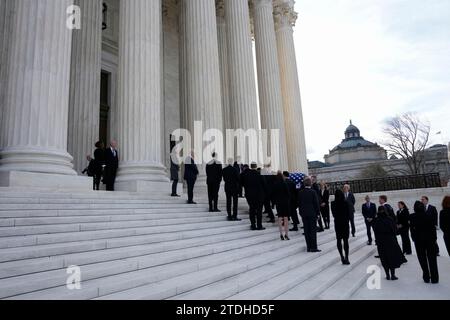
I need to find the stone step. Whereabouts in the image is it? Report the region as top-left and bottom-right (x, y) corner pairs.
(172, 223), (368, 300)
(0, 224), (255, 279)
(0, 218), (249, 250)
(275, 244), (377, 299)
(0, 217), (256, 262)
(317, 254), (381, 300)
(226, 231), (369, 300)
(3, 228), (299, 299)
(0, 214), (247, 238)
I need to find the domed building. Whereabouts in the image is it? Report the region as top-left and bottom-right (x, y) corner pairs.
(324, 121), (387, 165)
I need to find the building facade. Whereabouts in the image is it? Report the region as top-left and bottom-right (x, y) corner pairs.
(0, 0), (309, 192)
(309, 122), (450, 185)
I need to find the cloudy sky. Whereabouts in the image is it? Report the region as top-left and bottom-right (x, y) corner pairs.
(293, 0), (450, 162)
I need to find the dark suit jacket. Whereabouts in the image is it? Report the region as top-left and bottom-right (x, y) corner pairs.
(240, 169), (265, 205)
(362, 202), (377, 221)
(440, 208), (450, 235)
(345, 192), (356, 213)
(222, 165), (240, 194)
(396, 208), (410, 229)
(298, 187), (320, 219)
(170, 160), (180, 181)
(183, 157), (199, 182)
(320, 189), (330, 205)
(206, 161), (223, 185)
(410, 212), (437, 243)
(286, 178), (298, 208)
(104, 148), (118, 182)
(426, 205), (439, 227)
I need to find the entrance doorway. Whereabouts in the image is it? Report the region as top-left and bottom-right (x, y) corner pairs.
(100, 71), (110, 146)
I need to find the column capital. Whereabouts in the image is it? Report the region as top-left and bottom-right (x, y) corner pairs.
(274, 0), (298, 30)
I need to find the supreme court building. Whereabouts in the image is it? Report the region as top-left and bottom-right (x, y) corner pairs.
(0, 0), (308, 193)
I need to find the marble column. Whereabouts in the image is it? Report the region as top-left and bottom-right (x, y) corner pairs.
(253, 0), (288, 170)
(0, 0), (77, 177)
(274, 3), (309, 174)
(225, 0), (260, 131)
(0, 0), (12, 150)
(115, 0), (169, 192)
(181, 0), (223, 140)
(216, 0), (231, 133)
(67, 0), (102, 174)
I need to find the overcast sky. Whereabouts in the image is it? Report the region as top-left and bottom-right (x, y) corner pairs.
(293, 0), (450, 162)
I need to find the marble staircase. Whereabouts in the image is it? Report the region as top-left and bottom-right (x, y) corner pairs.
(0, 188), (381, 300)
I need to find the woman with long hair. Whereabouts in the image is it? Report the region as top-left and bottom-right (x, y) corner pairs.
(440, 196), (450, 256)
(93, 141), (105, 190)
(331, 189), (351, 265)
(411, 201), (439, 283)
(272, 171), (291, 240)
(396, 201), (412, 255)
(373, 206), (404, 280)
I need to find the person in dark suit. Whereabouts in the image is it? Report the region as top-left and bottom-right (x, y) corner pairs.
(440, 196), (450, 256)
(206, 153), (223, 212)
(379, 195), (396, 222)
(103, 140), (119, 191)
(410, 201), (439, 283)
(362, 195), (377, 245)
(421, 196), (440, 256)
(343, 184), (356, 237)
(233, 159), (243, 198)
(373, 206), (405, 280)
(222, 159), (241, 221)
(261, 164), (275, 223)
(298, 177), (321, 252)
(170, 157), (180, 197)
(312, 176), (324, 232)
(331, 189), (351, 264)
(283, 172), (300, 232)
(273, 171), (291, 240)
(320, 182), (330, 229)
(240, 162), (266, 231)
(184, 152), (199, 204)
(92, 141), (105, 191)
(396, 201), (412, 255)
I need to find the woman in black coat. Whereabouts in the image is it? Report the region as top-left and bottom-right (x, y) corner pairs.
(93, 141), (105, 191)
(396, 201), (412, 255)
(440, 196), (450, 256)
(411, 201), (439, 283)
(272, 171), (291, 241)
(320, 183), (330, 229)
(373, 206), (404, 280)
(331, 189), (351, 265)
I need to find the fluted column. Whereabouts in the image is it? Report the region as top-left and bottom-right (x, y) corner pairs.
(216, 0), (231, 132)
(67, 0), (102, 174)
(275, 3), (309, 174)
(0, 0), (12, 150)
(253, 0), (288, 170)
(182, 0), (223, 140)
(115, 0), (168, 192)
(225, 0), (260, 131)
(0, 0), (76, 175)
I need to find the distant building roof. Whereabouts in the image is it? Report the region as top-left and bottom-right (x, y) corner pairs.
(330, 120), (379, 152)
(308, 160), (327, 169)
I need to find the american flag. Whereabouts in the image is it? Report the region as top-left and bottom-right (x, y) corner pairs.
(289, 172), (307, 189)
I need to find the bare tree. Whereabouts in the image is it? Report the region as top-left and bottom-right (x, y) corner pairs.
(382, 113), (430, 175)
(360, 163), (388, 179)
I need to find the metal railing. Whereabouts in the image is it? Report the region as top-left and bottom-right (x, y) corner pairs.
(327, 173), (442, 195)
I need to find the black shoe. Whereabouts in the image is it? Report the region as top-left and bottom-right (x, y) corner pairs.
(300, 226), (304, 229)
(232, 217), (242, 221)
(374, 255), (380, 258)
(289, 227), (299, 232)
(187, 201), (197, 204)
(251, 226), (257, 230)
(171, 194), (180, 197)
(437, 253), (440, 257)
(280, 235), (285, 241)
(284, 235), (290, 241)
(424, 278), (430, 284)
(317, 228), (324, 233)
(431, 279), (439, 284)
(386, 275), (391, 280)
(310, 249), (322, 253)
(257, 227), (266, 231)
(367, 241), (372, 245)
(227, 216), (233, 221)
(209, 209), (214, 212)
(302, 233), (305, 236)
(352, 234), (356, 237)
(391, 276), (398, 281)
(343, 259), (350, 265)
(214, 209), (221, 212)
